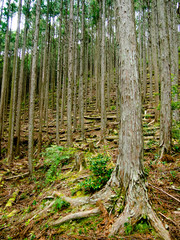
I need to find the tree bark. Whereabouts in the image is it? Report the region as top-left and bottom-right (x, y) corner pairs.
(158, 0), (172, 156)
(67, 0), (74, 146)
(73, 0), (79, 130)
(108, 1), (170, 239)
(56, 0), (63, 145)
(28, 0), (41, 175)
(38, 0), (49, 153)
(0, 0), (11, 158)
(79, 0), (85, 139)
(101, 0), (106, 139)
(151, 0), (160, 121)
(16, 0), (31, 156)
(8, 0), (22, 162)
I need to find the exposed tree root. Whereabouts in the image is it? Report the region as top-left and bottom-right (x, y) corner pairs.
(108, 180), (171, 240)
(49, 172), (171, 239)
(49, 207), (101, 226)
(53, 191), (89, 206)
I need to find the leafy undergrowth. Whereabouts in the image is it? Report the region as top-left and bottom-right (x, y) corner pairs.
(0, 117), (180, 240)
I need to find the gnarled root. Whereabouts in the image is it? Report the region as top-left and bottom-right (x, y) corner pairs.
(49, 207), (101, 226)
(109, 180), (171, 240)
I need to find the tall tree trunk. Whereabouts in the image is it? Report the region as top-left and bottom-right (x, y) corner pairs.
(28, 0), (41, 175)
(56, 0), (63, 145)
(84, 40), (88, 113)
(60, 2), (68, 125)
(51, 23), (56, 112)
(151, 0), (160, 121)
(108, 1), (170, 239)
(100, 0), (106, 139)
(147, 0), (153, 104)
(16, 0), (30, 156)
(8, 0), (22, 162)
(44, 28), (51, 135)
(79, 0), (85, 139)
(158, 0), (172, 156)
(38, 0), (49, 153)
(89, 26), (93, 103)
(142, 8), (147, 103)
(95, 25), (100, 111)
(0, 0), (11, 158)
(67, 0), (74, 146)
(73, 0), (79, 130)
(167, 0), (179, 122)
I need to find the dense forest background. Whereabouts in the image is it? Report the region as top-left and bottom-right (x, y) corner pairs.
(0, 0), (179, 239)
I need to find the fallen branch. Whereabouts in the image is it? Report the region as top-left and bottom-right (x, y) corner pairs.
(148, 183), (180, 203)
(49, 207), (101, 226)
(158, 212), (177, 226)
(5, 172), (29, 180)
(29, 200), (55, 222)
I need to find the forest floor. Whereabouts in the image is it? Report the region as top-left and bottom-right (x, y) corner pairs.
(0, 90), (180, 239)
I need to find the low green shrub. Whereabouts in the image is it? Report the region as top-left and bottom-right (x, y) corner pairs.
(42, 145), (75, 183)
(53, 197), (70, 212)
(78, 154), (113, 193)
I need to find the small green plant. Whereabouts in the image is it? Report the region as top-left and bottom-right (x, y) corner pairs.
(124, 221), (133, 235)
(20, 193), (27, 199)
(53, 197), (70, 212)
(29, 232), (36, 240)
(42, 145), (75, 183)
(124, 217), (151, 235)
(170, 171), (177, 179)
(144, 166), (150, 176)
(78, 154), (113, 193)
(111, 105), (116, 111)
(134, 220), (151, 234)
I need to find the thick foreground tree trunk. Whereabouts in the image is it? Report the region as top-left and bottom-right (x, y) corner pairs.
(107, 1), (170, 239)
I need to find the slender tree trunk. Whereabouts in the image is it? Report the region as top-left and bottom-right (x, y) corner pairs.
(79, 0), (85, 139)
(38, 0), (49, 153)
(139, 12), (143, 89)
(60, 45), (66, 125)
(51, 23), (56, 112)
(73, 0), (79, 130)
(100, 0), (106, 139)
(167, 0), (179, 122)
(107, 11), (110, 111)
(56, 0), (63, 145)
(89, 26), (93, 102)
(157, 0), (172, 156)
(147, 0), (153, 103)
(0, 0), (11, 158)
(60, 2), (68, 125)
(84, 41), (88, 113)
(67, 0), (74, 146)
(44, 28), (51, 135)
(95, 25), (100, 111)
(142, 8), (147, 103)
(151, 0), (160, 121)
(28, 0), (41, 175)
(16, 0), (30, 156)
(8, 0), (22, 162)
